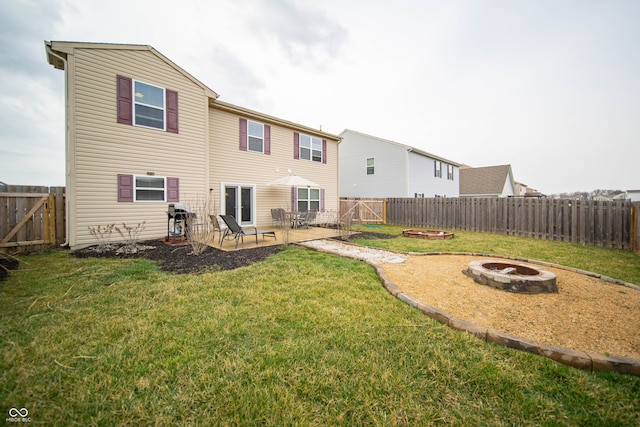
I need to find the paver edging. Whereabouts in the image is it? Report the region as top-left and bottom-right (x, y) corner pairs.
(373, 261), (640, 377)
(298, 241), (640, 376)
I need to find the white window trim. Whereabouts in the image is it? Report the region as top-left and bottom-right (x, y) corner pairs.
(133, 79), (166, 131)
(299, 133), (323, 163)
(220, 182), (257, 227)
(366, 157), (375, 175)
(247, 120), (264, 153)
(134, 175), (167, 202)
(297, 186), (321, 212)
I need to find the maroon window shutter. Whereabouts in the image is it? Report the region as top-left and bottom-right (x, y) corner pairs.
(167, 177), (179, 202)
(239, 118), (248, 151)
(116, 75), (133, 125)
(264, 124), (271, 155)
(166, 89), (179, 133)
(291, 186), (297, 212)
(117, 174), (134, 202)
(320, 189), (325, 211)
(322, 139), (327, 164)
(293, 132), (300, 159)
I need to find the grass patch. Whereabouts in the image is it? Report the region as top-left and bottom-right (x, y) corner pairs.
(1, 238), (639, 425)
(353, 224), (640, 285)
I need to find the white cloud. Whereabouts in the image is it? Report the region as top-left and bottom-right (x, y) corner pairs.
(0, 0), (639, 193)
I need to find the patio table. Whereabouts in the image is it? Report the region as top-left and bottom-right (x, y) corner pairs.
(285, 212), (304, 229)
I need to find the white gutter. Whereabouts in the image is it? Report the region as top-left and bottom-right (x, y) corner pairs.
(45, 42), (70, 247)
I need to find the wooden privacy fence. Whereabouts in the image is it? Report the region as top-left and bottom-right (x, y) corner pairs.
(0, 185), (66, 252)
(344, 197), (639, 251)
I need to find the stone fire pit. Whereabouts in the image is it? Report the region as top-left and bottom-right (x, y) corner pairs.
(464, 260), (558, 294)
(402, 229), (454, 240)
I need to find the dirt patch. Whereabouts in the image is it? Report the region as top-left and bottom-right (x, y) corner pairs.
(72, 240), (282, 274)
(381, 254), (640, 360)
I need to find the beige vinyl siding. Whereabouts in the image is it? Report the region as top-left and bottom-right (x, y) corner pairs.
(69, 48), (209, 248)
(209, 107), (339, 227)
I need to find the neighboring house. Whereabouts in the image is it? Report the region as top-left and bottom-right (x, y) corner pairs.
(515, 181), (544, 198)
(45, 41), (340, 249)
(339, 129), (460, 198)
(626, 190), (640, 202)
(459, 165), (516, 198)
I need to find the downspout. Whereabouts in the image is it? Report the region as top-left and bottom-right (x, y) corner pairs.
(406, 148), (412, 197)
(45, 43), (70, 247)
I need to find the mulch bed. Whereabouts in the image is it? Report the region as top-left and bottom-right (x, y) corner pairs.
(70, 232), (396, 275)
(0, 231), (397, 279)
(71, 239), (284, 275)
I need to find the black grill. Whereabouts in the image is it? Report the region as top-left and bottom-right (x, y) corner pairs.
(166, 203), (194, 241)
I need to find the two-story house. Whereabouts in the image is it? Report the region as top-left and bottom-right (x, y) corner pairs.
(45, 41), (340, 249)
(339, 130), (460, 198)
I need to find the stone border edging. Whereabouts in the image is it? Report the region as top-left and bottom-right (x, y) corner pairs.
(300, 241), (640, 377)
(374, 253), (640, 377)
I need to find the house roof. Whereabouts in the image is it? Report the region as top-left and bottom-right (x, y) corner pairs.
(213, 100), (341, 142)
(45, 41), (219, 99)
(340, 129), (461, 166)
(460, 164), (513, 196)
(45, 40), (340, 142)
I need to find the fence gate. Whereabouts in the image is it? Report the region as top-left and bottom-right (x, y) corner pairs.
(0, 185), (65, 251)
(340, 198), (386, 223)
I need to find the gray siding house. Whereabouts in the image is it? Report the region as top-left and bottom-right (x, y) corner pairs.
(339, 130), (460, 198)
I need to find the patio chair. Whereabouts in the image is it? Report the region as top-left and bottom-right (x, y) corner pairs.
(295, 210), (317, 229)
(270, 208), (286, 228)
(209, 214), (224, 245)
(219, 214), (277, 249)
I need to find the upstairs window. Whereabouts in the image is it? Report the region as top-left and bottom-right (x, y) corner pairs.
(239, 118), (270, 154)
(247, 120), (264, 153)
(293, 133), (327, 163)
(434, 160), (442, 178)
(367, 158), (375, 175)
(117, 75), (178, 133)
(447, 164), (454, 180)
(134, 81), (165, 130)
(300, 134), (323, 162)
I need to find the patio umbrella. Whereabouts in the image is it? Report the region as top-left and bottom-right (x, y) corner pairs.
(265, 174), (319, 188)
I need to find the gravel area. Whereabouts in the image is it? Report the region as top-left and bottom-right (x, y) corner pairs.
(381, 254), (640, 360)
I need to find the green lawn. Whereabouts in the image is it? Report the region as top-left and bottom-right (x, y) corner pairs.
(355, 224), (640, 285)
(1, 231), (639, 425)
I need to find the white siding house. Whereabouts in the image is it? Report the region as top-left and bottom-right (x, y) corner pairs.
(339, 130), (460, 198)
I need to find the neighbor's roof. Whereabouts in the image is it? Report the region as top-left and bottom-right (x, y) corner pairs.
(340, 129), (461, 166)
(460, 164), (513, 196)
(45, 41), (219, 99)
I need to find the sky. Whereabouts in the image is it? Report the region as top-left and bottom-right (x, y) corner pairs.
(1, 0), (639, 194)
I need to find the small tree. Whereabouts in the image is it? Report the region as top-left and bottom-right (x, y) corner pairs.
(185, 194), (216, 255)
(115, 221), (146, 254)
(338, 212), (354, 241)
(87, 224), (116, 252)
